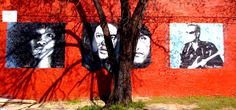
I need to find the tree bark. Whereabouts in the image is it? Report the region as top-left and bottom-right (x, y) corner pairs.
(106, 0), (149, 107)
(91, 0), (149, 107)
(92, 0), (117, 67)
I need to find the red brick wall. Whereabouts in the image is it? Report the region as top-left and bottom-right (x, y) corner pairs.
(0, 0), (236, 101)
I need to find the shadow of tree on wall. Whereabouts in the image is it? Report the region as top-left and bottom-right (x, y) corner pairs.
(0, 28), (112, 108)
(0, 0), (113, 108)
(0, 68), (36, 107)
(39, 59), (82, 102)
(0, 0), (159, 107)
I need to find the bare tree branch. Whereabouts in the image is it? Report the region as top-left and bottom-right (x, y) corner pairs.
(120, 0), (131, 27)
(92, 0), (118, 72)
(130, 0), (149, 60)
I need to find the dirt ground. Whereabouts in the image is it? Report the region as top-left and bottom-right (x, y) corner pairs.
(0, 97), (235, 110)
(0, 102), (198, 110)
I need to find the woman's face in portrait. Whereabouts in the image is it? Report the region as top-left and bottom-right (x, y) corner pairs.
(134, 33), (150, 64)
(30, 27), (56, 59)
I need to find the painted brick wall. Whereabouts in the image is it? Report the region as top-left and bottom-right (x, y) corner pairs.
(0, 0), (235, 101)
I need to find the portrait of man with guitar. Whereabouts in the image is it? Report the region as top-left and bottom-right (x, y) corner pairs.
(180, 24), (223, 69)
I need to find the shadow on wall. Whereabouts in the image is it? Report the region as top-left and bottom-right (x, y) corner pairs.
(0, 1), (113, 106)
(0, 29), (112, 105)
(1, 68), (36, 100)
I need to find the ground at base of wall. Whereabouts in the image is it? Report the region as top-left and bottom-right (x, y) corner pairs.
(1, 102), (235, 110)
(0, 102), (197, 110)
(0, 97), (236, 110)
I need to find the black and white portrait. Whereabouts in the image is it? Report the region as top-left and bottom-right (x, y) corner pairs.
(170, 23), (224, 69)
(81, 23), (151, 71)
(92, 23), (119, 60)
(81, 23), (119, 72)
(133, 26), (151, 68)
(6, 22), (65, 68)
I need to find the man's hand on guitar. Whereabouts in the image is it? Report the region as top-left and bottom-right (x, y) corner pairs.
(187, 51), (220, 69)
(187, 56), (207, 69)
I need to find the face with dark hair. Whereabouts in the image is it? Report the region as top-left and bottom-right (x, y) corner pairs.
(30, 27), (55, 61)
(186, 24), (200, 42)
(134, 32), (151, 64)
(92, 23), (118, 59)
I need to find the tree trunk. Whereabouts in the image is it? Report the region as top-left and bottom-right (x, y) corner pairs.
(106, 25), (133, 106)
(90, 0), (149, 107)
(106, 59), (132, 106)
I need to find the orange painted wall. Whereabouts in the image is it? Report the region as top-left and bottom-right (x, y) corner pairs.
(0, 0), (236, 101)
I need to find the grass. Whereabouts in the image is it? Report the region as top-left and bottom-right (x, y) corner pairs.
(78, 101), (145, 110)
(66, 99), (81, 105)
(147, 96), (236, 110)
(70, 96), (236, 110)
(79, 105), (101, 110)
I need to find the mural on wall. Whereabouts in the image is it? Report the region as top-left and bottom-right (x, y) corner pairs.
(170, 23), (224, 69)
(81, 23), (151, 72)
(133, 25), (151, 68)
(6, 22), (65, 68)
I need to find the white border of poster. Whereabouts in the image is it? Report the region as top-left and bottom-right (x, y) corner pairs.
(170, 23), (224, 68)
